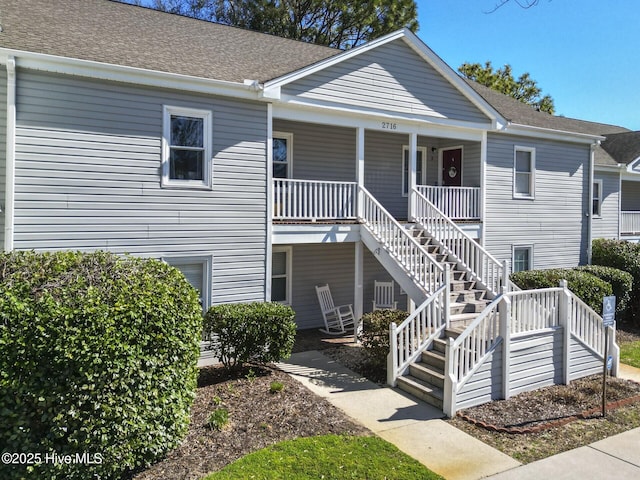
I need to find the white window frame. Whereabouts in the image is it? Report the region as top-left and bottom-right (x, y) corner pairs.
(402, 145), (427, 197)
(592, 179), (603, 217)
(513, 146), (536, 199)
(273, 131), (293, 179)
(162, 255), (213, 311)
(512, 245), (533, 273)
(271, 246), (292, 305)
(162, 105), (213, 189)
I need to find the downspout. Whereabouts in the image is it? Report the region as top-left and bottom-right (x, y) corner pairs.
(4, 57), (15, 251)
(587, 142), (596, 264)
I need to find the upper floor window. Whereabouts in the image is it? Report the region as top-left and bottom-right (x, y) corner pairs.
(402, 146), (427, 197)
(513, 147), (535, 199)
(162, 106), (212, 189)
(592, 180), (603, 217)
(273, 132), (293, 179)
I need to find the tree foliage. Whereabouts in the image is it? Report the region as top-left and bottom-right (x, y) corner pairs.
(122, 0), (418, 49)
(459, 61), (555, 114)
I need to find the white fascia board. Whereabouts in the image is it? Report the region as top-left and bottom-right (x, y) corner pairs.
(625, 156), (640, 173)
(263, 29), (405, 93)
(498, 123), (605, 145)
(595, 164), (625, 173)
(272, 101), (487, 142)
(272, 224), (361, 244)
(0, 48), (261, 100)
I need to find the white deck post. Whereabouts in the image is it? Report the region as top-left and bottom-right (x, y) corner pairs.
(443, 336), (457, 417)
(558, 279), (571, 384)
(387, 322), (398, 386)
(608, 326), (620, 377)
(408, 133), (417, 221)
(499, 294), (511, 399)
(354, 241), (364, 341)
(356, 127), (365, 219)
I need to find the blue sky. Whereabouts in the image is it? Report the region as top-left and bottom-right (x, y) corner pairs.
(416, 0), (640, 130)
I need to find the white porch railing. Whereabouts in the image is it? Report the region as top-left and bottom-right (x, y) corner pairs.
(387, 275), (450, 385)
(416, 185), (481, 220)
(621, 211), (640, 234)
(413, 188), (505, 297)
(359, 186), (445, 295)
(443, 283), (618, 416)
(273, 179), (357, 220)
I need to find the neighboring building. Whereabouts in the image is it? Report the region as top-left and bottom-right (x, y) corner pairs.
(0, 0), (620, 415)
(592, 131), (640, 241)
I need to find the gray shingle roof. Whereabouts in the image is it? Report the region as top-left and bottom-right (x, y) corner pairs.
(600, 131), (640, 166)
(0, 0), (339, 83)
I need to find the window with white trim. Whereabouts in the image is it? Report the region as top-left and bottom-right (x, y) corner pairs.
(163, 255), (213, 311)
(273, 132), (293, 179)
(512, 246), (533, 273)
(592, 179), (603, 217)
(162, 106), (212, 188)
(271, 247), (292, 304)
(402, 146), (427, 196)
(513, 147), (535, 199)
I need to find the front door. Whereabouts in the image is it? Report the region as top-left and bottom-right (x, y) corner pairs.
(442, 148), (462, 187)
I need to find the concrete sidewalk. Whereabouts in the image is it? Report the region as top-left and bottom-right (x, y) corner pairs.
(278, 351), (640, 480)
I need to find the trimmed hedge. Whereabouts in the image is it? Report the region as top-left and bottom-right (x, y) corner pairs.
(204, 302), (296, 370)
(0, 251), (203, 480)
(592, 238), (640, 324)
(575, 265), (632, 319)
(510, 268), (612, 314)
(359, 309), (409, 370)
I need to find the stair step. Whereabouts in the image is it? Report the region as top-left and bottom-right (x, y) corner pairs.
(421, 350), (445, 370)
(450, 279), (476, 291)
(450, 289), (486, 302)
(396, 375), (444, 409)
(408, 362), (445, 388)
(450, 312), (478, 328)
(450, 300), (490, 315)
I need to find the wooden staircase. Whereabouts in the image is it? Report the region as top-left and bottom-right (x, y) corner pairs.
(394, 225), (493, 408)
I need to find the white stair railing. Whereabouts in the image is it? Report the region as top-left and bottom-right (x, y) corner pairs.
(416, 185), (481, 220)
(273, 179), (357, 220)
(387, 270), (450, 386)
(359, 186), (445, 294)
(413, 188), (505, 296)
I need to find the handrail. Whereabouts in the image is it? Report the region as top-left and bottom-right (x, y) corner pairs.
(388, 280), (449, 385)
(273, 178), (357, 220)
(359, 186), (444, 294)
(566, 288), (606, 356)
(413, 188), (504, 296)
(506, 287), (562, 334)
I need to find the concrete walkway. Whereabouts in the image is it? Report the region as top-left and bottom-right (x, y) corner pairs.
(277, 351), (640, 480)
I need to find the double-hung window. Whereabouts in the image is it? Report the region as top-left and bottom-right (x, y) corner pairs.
(162, 255), (213, 311)
(271, 247), (292, 304)
(162, 105), (212, 188)
(512, 246), (533, 273)
(592, 180), (603, 217)
(513, 147), (535, 199)
(402, 146), (427, 196)
(273, 132), (293, 179)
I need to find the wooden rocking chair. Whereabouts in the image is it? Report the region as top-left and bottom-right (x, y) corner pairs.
(315, 284), (356, 335)
(372, 280), (397, 310)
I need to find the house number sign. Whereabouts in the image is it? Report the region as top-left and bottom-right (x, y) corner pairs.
(381, 122), (398, 130)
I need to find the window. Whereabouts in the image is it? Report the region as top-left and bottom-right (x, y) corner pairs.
(593, 180), (603, 217)
(271, 247), (292, 304)
(513, 147), (535, 199)
(162, 106), (212, 188)
(273, 132), (293, 179)
(162, 255), (212, 311)
(402, 146), (427, 196)
(512, 246), (533, 273)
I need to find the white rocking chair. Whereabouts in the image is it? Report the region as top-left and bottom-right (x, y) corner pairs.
(315, 284), (356, 335)
(372, 280), (398, 311)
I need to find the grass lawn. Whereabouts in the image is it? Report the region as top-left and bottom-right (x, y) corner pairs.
(620, 340), (640, 368)
(203, 434), (443, 480)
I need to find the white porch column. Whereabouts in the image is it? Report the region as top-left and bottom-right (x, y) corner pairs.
(408, 133), (417, 221)
(479, 131), (487, 246)
(265, 103), (274, 301)
(356, 126), (365, 219)
(354, 241), (364, 340)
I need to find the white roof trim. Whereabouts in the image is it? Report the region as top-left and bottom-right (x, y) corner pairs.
(0, 48), (261, 100)
(500, 122), (605, 144)
(263, 28), (507, 129)
(626, 156), (640, 173)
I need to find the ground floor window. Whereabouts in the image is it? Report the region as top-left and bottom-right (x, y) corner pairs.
(162, 255), (212, 311)
(592, 179), (603, 217)
(272, 246), (292, 304)
(512, 246), (533, 273)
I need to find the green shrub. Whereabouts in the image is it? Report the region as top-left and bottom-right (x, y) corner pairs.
(269, 381), (285, 394)
(575, 265), (632, 319)
(359, 309), (409, 370)
(510, 268), (612, 314)
(0, 251), (203, 480)
(592, 238), (640, 324)
(207, 408), (230, 431)
(204, 302), (296, 370)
